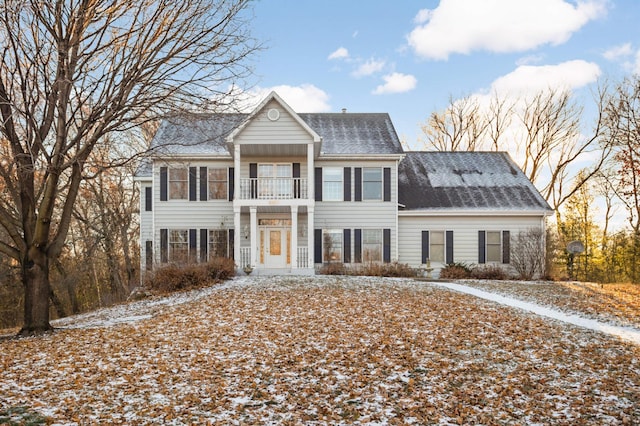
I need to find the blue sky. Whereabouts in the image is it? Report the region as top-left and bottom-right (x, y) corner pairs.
(246, 0), (640, 150)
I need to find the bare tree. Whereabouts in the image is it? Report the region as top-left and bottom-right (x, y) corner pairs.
(510, 228), (546, 280)
(420, 95), (490, 151)
(0, 0), (258, 334)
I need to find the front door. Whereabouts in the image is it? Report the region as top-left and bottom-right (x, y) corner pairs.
(261, 226), (291, 268)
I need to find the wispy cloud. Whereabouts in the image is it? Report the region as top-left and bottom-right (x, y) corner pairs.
(372, 73), (417, 95)
(351, 58), (386, 77)
(407, 0), (607, 60)
(328, 47), (349, 60)
(603, 43), (633, 61)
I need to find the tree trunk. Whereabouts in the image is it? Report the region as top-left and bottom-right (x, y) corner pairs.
(19, 252), (53, 335)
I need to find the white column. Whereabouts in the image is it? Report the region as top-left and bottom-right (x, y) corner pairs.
(234, 144), (240, 200)
(307, 142), (314, 200)
(291, 205), (298, 270)
(307, 206), (314, 268)
(233, 206), (241, 268)
(250, 206), (257, 267)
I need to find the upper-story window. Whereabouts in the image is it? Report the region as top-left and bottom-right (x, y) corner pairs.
(363, 168), (382, 200)
(169, 168), (188, 200)
(208, 168), (227, 200)
(258, 163), (292, 198)
(323, 167), (342, 201)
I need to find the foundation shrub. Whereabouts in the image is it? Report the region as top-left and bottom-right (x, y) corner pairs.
(470, 265), (510, 280)
(318, 262), (348, 275)
(357, 261), (417, 277)
(145, 259), (235, 294)
(439, 263), (472, 279)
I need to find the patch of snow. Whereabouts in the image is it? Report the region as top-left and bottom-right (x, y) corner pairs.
(428, 281), (640, 345)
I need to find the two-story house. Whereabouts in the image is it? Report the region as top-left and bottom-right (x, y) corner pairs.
(135, 91), (552, 277)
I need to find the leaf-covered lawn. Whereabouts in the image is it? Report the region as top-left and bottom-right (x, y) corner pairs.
(1, 276), (639, 425)
(458, 280), (640, 329)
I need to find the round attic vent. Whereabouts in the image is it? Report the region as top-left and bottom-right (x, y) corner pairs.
(267, 108), (280, 121)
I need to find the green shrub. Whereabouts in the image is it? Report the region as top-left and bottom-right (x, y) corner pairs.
(145, 258), (235, 294)
(439, 263), (472, 279)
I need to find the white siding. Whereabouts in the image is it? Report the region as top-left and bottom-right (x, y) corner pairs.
(315, 159), (399, 262)
(398, 214), (545, 275)
(235, 100), (313, 144)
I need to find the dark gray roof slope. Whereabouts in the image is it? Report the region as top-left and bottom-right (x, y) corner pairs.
(398, 152), (552, 211)
(299, 113), (403, 155)
(147, 112), (403, 157)
(150, 113), (247, 155)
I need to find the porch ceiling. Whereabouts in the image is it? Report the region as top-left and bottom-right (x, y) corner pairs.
(230, 141), (322, 158)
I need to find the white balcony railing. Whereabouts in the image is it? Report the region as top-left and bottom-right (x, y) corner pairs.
(240, 247), (251, 269)
(297, 247), (309, 268)
(239, 178), (307, 200)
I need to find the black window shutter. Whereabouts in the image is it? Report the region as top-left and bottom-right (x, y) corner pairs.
(502, 230), (511, 264)
(200, 229), (208, 262)
(383, 228), (391, 263)
(343, 229), (351, 263)
(383, 167), (391, 202)
(160, 229), (168, 263)
(145, 241), (153, 271)
(292, 163), (300, 199)
(354, 229), (362, 263)
(249, 163), (257, 198)
(160, 167), (168, 201)
(189, 167), (197, 201)
(199, 167), (208, 201)
(354, 168), (362, 201)
(229, 229), (235, 260)
(315, 168), (323, 201)
(145, 187), (152, 211)
(343, 167), (351, 201)
(314, 229), (322, 263)
(446, 230), (454, 264)
(421, 231), (430, 263)
(478, 231), (486, 264)
(228, 167), (235, 201)
(189, 229), (197, 260)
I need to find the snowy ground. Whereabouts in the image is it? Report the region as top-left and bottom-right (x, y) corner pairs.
(1, 275), (639, 425)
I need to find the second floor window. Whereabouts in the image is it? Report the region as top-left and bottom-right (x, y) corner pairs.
(208, 168), (227, 200)
(323, 167), (342, 201)
(363, 168), (382, 200)
(169, 168), (188, 200)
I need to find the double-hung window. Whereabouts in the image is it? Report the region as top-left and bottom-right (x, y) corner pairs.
(169, 168), (188, 200)
(208, 168), (227, 200)
(323, 230), (343, 262)
(362, 168), (382, 200)
(362, 229), (382, 262)
(169, 230), (189, 262)
(430, 231), (445, 262)
(486, 231), (502, 262)
(209, 229), (228, 258)
(323, 167), (342, 201)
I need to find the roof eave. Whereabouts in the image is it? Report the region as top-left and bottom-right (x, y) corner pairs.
(398, 208), (554, 217)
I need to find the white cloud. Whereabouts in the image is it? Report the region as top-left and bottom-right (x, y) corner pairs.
(238, 84), (331, 112)
(372, 73), (417, 95)
(328, 47), (349, 60)
(352, 58), (386, 77)
(603, 43), (633, 61)
(516, 54), (545, 66)
(408, 0), (607, 60)
(486, 60), (601, 96)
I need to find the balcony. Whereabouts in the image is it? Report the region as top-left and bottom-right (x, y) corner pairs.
(239, 178), (308, 200)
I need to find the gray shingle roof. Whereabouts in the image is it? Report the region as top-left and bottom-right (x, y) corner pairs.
(398, 152), (552, 211)
(298, 113), (403, 155)
(147, 112), (403, 157)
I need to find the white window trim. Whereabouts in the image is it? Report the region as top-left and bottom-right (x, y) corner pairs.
(362, 229), (383, 263)
(323, 167), (343, 201)
(322, 229), (343, 263)
(362, 167), (383, 201)
(168, 167), (188, 200)
(207, 167), (228, 201)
